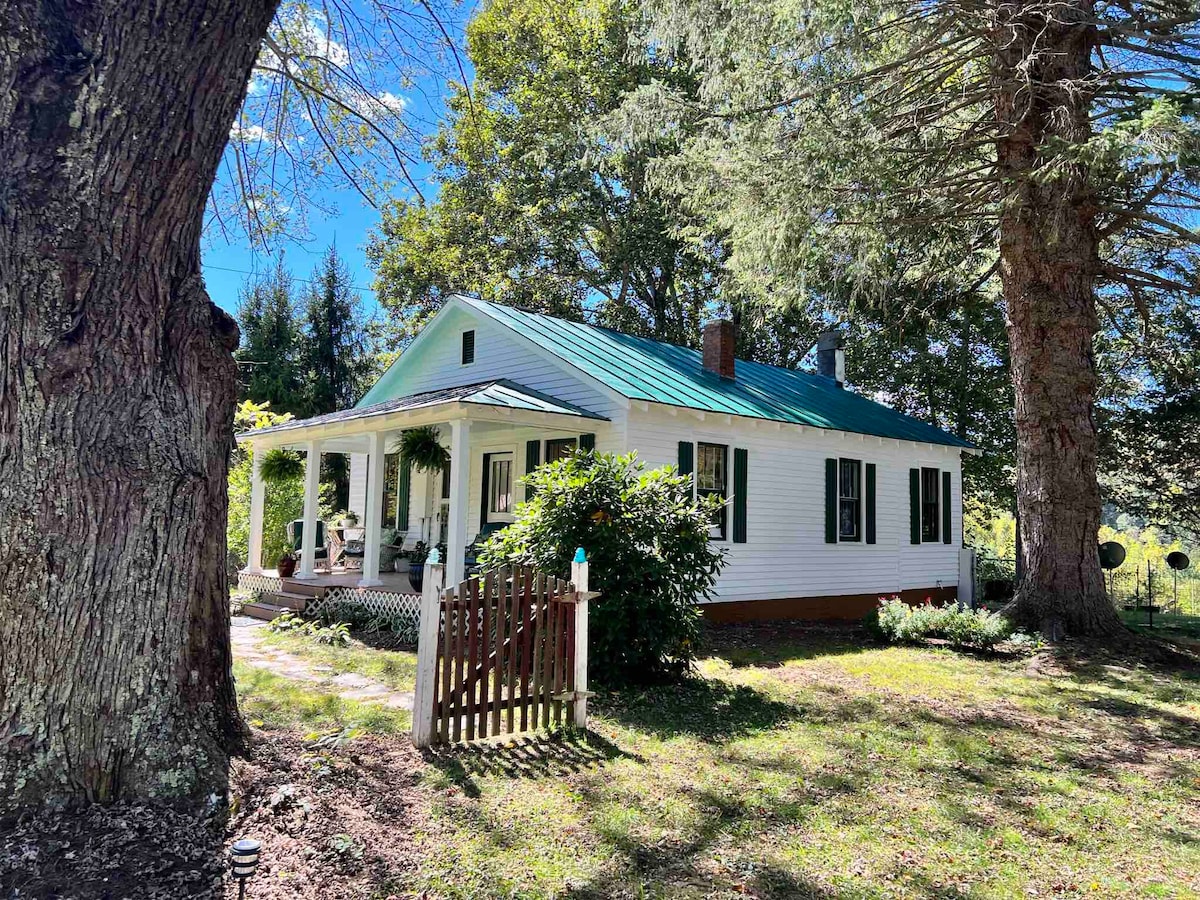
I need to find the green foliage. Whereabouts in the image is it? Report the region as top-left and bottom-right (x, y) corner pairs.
(235, 257), (306, 412)
(259, 448), (305, 484)
(478, 450), (726, 685)
(395, 425), (449, 473)
(316, 601), (420, 644)
(268, 612), (351, 647)
(871, 597), (1014, 652)
(228, 401), (331, 568)
(367, 0), (724, 346)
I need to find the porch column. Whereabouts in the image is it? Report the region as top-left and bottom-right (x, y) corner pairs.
(296, 439), (322, 579)
(243, 444), (266, 574)
(446, 418), (471, 586)
(359, 430), (387, 587)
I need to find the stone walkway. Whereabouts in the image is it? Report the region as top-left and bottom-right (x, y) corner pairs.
(231, 617), (414, 710)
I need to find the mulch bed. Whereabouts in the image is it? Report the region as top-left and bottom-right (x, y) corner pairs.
(1, 730), (429, 900)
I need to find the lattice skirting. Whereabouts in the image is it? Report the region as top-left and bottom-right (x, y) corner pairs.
(306, 587), (421, 622)
(237, 571), (283, 596)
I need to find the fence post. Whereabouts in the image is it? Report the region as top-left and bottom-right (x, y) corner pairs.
(570, 547), (590, 729)
(412, 548), (445, 749)
(958, 548), (976, 609)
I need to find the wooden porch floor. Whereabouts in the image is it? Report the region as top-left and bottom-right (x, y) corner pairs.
(262, 567), (419, 594)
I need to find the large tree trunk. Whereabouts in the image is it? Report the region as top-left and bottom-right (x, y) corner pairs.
(0, 0), (279, 812)
(994, 0), (1124, 639)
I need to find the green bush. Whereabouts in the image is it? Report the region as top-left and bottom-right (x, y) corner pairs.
(870, 597), (1014, 651)
(267, 611), (351, 646)
(478, 450), (727, 686)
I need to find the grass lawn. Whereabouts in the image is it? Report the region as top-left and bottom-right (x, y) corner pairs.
(232, 624), (1200, 899)
(257, 628), (419, 692)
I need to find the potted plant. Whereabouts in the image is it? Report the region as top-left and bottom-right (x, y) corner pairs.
(277, 551), (297, 578)
(407, 541), (429, 592)
(259, 448), (305, 484)
(339, 510), (359, 528)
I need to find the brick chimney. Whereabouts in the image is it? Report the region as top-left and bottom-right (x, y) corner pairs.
(702, 319), (736, 379)
(817, 328), (845, 388)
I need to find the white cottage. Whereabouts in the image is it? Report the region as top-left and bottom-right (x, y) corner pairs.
(237, 295), (977, 622)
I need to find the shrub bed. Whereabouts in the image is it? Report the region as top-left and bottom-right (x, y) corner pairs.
(869, 596), (1015, 651)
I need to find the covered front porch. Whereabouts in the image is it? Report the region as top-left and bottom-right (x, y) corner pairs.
(236, 380), (609, 590)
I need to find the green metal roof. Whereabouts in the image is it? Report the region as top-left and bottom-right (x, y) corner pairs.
(459, 296), (974, 449)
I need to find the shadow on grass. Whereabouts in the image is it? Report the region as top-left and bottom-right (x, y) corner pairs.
(424, 730), (633, 798)
(595, 676), (801, 742)
(702, 620), (873, 669)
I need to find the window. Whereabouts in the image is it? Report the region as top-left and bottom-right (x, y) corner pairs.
(382, 452), (400, 529)
(461, 329), (475, 365)
(697, 442), (728, 540)
(545, 437), (576, 463)
(488, 453), (513, 518)
(921, 467), (940, 542)
(838, 458), (861, 541)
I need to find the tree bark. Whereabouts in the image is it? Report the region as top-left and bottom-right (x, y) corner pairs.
(0, 0), (279, 812)
(994, 0), (1124, 638)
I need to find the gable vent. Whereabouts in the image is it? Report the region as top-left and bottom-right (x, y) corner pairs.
(461, 329), (476, 365)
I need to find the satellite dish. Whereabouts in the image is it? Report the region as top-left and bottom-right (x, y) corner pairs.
(1167, 551), (1190, 571)
(1098, 541), (1126, 570)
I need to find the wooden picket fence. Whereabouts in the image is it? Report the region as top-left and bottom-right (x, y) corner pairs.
(412, 554), (592, 748)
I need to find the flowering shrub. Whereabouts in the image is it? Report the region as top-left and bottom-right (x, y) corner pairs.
(869, 597), (1014, 651)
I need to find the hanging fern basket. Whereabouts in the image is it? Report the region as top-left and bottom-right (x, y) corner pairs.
(259, 448), (305, 484)
(396, 425), (449, 473)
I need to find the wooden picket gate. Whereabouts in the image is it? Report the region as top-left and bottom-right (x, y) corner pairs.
(412, 554), (591, 748)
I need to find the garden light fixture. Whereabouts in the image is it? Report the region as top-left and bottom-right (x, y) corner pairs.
(229, 838), (261, 899)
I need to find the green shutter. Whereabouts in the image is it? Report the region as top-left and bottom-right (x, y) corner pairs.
(579, 432), (595, 451)
(397, 459), (411, 531)
(525, 440), (541, 500)
(909, 468), (921, 544)
(678, 441), (693, 480)
(825, 458), (837, 544)
(733, 448), (748, 544)
(942, 470), (952, 544)
(480, 453), (491, 530)
(865, 463), (876, 545)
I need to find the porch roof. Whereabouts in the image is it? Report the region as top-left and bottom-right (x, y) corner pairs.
(237, 379), (607, 441)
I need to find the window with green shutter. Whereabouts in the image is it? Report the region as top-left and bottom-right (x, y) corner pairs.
(865, 463), (877, 544)
(678, 441), (694, 480)
(824, 458), (837, 543)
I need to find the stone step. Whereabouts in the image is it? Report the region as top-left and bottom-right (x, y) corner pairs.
(243, 601), (289, 622)
(264, 591), (310, 611)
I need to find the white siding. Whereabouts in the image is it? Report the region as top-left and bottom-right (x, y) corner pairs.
(373, 306), (627, 421)
(348, 453), (367, 520)
(625, 406), (963, 605)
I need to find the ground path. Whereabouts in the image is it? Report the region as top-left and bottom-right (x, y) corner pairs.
(230, 617), (414, 710)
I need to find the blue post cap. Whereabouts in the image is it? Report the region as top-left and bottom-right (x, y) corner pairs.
(428, 547), (441, 565)
(573, 547), (587, 564)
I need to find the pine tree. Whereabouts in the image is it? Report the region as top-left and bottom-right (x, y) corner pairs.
(235, 256), (305, 413)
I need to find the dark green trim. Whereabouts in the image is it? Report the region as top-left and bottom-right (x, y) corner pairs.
(865, 463), (876, 545)
(480, 452), (491, 530)
(397, 459), (411, 531)
(942, 470), (952, 544)
(579, 432), (595, 451)
(678, 441), (693, 480)
(733, 448), (748, 544)
(909, 468), (921, 545)
(825, 458), (837, 544)
(525, 440), (541, 500)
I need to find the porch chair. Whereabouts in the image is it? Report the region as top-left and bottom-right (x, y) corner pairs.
(287, 519), (330, 572)
(341, 526), (366, 571)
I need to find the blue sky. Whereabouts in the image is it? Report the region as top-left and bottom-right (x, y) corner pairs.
(202, 4), (470, 321)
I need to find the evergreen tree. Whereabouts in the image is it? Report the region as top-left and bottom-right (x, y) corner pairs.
(235, 256), (304, 413)
(299, 244), (376, 509)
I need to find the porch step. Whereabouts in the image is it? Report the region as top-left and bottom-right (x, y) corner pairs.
(278, 579), (329, 598)
(243, 601), (289, 622)
(264, 591), (310, 611)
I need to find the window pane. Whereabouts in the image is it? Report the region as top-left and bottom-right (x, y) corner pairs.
(489, 457), (512, 514)
(697, 443), (727, 492)
(545, 438), (576, 463)
(921, 467), (939, 541)
(381, 453), (400, 529)
(838, 459), (860, 540)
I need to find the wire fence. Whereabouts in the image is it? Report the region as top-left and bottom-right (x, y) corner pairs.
(972, 553), (1200, 617)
